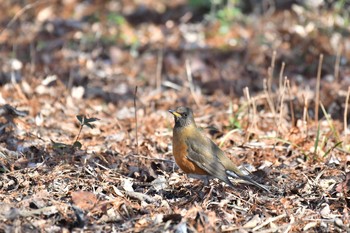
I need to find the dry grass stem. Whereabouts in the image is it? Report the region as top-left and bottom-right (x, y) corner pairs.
(278, 77), (288, 135)
(243, 87), (250, 136)
(259, 51), (278, 122)
(264, 78), (276, 115)
(252, 213), (287, 231)
(286, 79), (295, 127)
(268, 51), (276, 95)
(156, 48), (164, 90)
(185, 59), (200, 106)
(279, 62), (286, 93)
(344, 86), (350, 147)
(315, 54), (323, 122)
(219, 129), (240, 148)
(302, 92), (310, 138)
(334, 44), (342, 83)
(134, 86), (139, 155)
(244, 87), (257, 140)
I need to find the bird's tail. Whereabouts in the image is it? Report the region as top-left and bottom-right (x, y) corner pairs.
(226, 170), (270, 192)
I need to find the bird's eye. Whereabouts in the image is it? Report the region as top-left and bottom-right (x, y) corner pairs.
(182, 113), (187, 117)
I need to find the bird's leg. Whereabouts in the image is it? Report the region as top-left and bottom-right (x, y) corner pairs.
(187, 174), (211, 188)
(203, 176), (210, 186)
(186, 174), (213, 199)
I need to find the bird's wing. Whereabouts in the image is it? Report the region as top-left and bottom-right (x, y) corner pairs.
(185, 136), (233, 186)
(186, 134), (270, 192)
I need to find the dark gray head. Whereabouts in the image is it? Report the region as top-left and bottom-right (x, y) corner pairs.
(169, 106), (195, 128)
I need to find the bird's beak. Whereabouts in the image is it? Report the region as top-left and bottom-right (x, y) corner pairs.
(169, 109), (181, 118)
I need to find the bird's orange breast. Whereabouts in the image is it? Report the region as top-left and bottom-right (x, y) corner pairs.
(172, 127), (208, 175)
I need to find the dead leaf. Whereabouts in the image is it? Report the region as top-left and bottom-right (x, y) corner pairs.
(71, 191), (98, 211)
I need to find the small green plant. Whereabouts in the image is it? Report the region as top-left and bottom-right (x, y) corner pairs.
(323, 141), (343, 158)
(320, 103), (341, 144)
(201, 0), (243, 34)
(107, 12), (126, 26)
(216, 3), (242, 34)
(51, 115), (99, 154)
(229, 115), (241, 129)
(311, 103), (343, 160)
(228, 102), (246, 129)
(333, 0), (350, 27)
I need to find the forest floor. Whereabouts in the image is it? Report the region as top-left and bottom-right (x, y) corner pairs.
(0, 1), (350, 232)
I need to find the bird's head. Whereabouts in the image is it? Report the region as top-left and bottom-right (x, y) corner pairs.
(169, 106), (195, 128)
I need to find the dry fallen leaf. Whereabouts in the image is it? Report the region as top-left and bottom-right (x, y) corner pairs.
(71, 191), (98, 211)
(336, 172), (350, 194)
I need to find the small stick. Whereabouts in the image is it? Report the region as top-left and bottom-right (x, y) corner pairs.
(134, 86), (139, 155)
(315, 54), (323, 123)
(286, 79), (295, 127)
(334, 44), (342, 83)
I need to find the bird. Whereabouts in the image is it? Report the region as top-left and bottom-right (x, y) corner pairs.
(169, 106), (270, 192)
